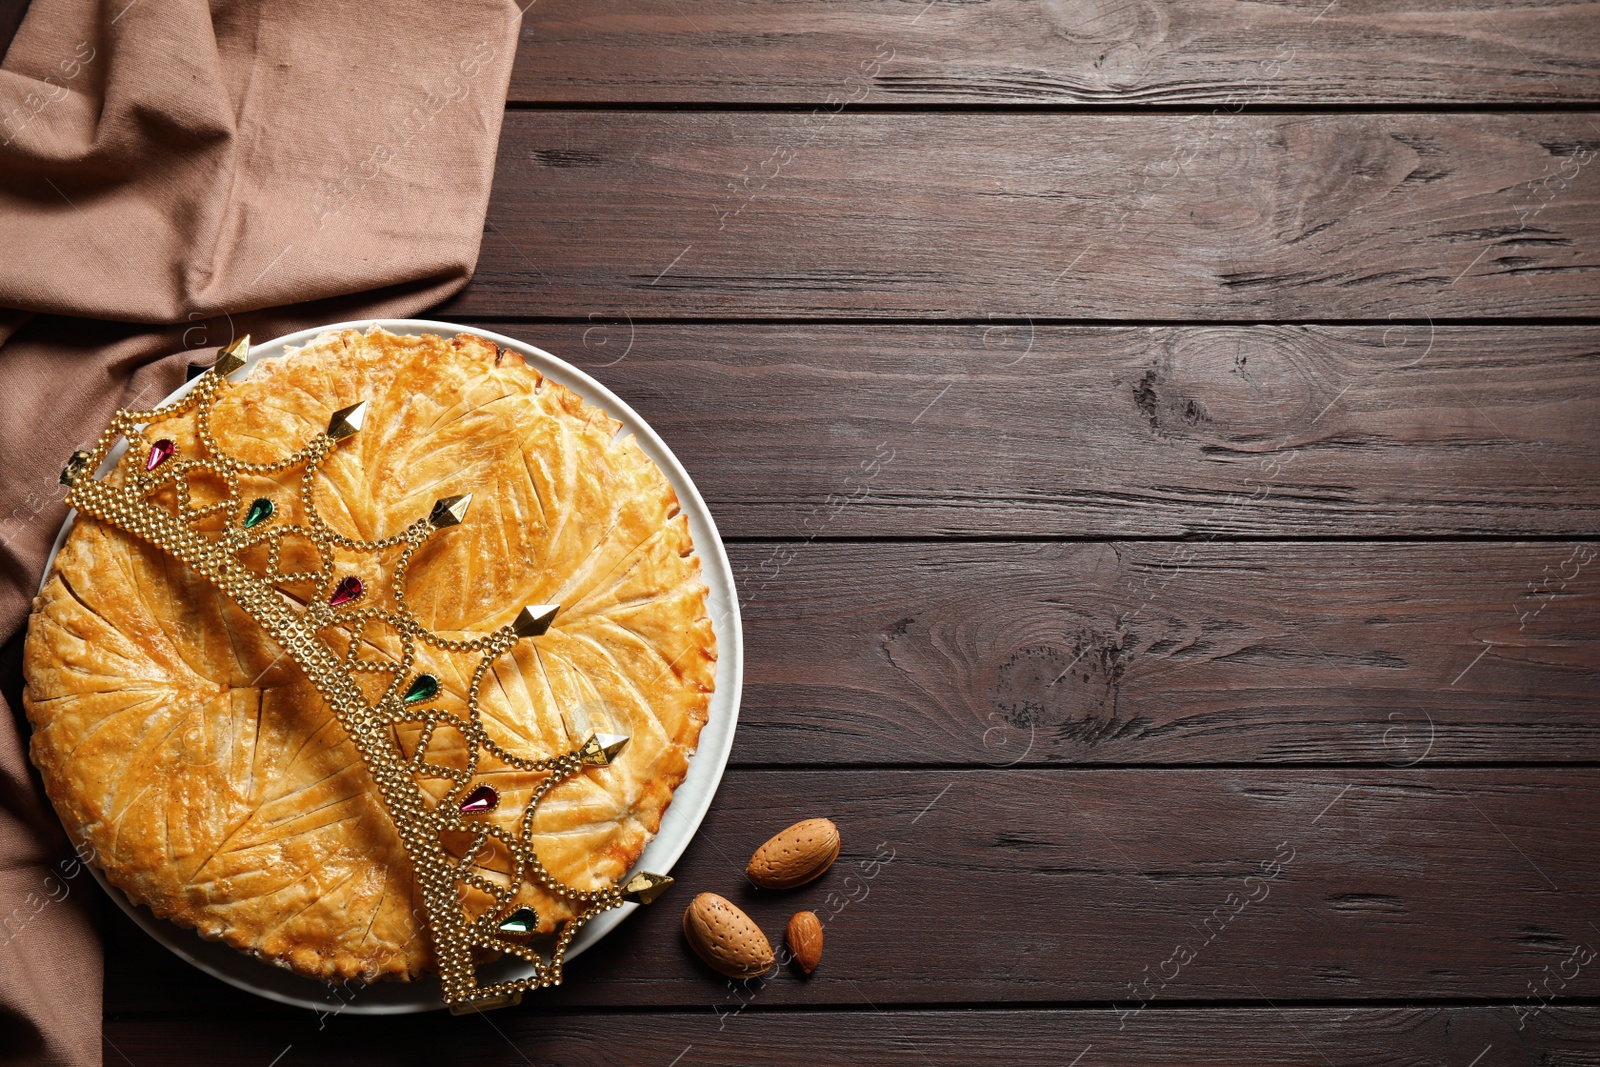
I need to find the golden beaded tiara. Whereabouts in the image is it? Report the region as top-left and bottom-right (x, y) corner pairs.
(57, 337), (673, 1013)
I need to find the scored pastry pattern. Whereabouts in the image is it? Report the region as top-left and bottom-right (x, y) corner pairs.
(56, 337), (673, 1012)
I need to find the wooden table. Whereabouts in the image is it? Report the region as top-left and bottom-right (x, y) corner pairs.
(60, 2), (1600, 1062)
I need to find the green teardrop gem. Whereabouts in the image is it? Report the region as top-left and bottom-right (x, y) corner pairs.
(403, 673), (439, 704)
(496, 907), (538, 937)
(243, 497), (274, 529)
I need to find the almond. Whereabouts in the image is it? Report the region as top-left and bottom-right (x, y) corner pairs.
(786, 911), (823, 974)
(682, 892), (774, 978)
(747, 817), (841, 888)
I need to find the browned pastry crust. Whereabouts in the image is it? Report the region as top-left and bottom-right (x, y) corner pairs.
(23, 327), (715, 982)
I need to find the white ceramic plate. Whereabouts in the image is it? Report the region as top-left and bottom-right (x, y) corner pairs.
(37, 318), (743, 1014)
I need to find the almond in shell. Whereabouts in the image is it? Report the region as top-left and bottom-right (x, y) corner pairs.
(747, 817), (841, 888)
(786, 911), (823, 974)
(682, 892), (775, 978)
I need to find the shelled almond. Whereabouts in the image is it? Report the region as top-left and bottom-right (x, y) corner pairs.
(786, 911), (823, 974)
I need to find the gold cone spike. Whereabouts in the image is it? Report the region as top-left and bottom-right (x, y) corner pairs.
(620, 870), (673, 905)
(326, 400), (369, 440)
(579, 732), (630, 767)
(429, 493), (472, 529)
(211, 336), (251, 377)
(512, 603), (560, 638)
(60, 450), (94, 487)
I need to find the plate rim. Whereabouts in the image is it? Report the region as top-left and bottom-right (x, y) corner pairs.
(35, 317), (744, 1014)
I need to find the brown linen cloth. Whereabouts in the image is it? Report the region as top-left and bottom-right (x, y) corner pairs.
(0, 2), (522, 1063)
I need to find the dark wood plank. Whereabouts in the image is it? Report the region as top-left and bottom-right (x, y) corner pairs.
(513, 1), (1600, 106)
(469, 323), (1600, 537)
(719, 541), (1600, 766)
(106, 1006), (1600, 1066)
(451, 112), (1600, 320)
(105, 768), (1600, 1012)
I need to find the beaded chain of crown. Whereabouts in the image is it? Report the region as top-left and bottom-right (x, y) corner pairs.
(57, 337), (673, 1013)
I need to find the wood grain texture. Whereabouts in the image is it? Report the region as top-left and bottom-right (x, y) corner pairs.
(104, 768), (1600, 1012)
(451, 112), (1600, 320)
(512, 1), (1600, 105)
(471, 323), (1600, 537)
(717, 541), (1600, 766)
(105, 1007), (1600, 1067)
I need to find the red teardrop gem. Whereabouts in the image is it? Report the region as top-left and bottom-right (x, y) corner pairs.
(328, 575), (364, 607)
(145, 439), (176, 471)
(460, 785), (498, 814)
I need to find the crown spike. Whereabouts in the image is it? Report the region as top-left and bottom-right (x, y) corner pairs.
(327, 400), (368, 440)
(429, 493), (472, 529)
(512, 603), (560, 638)
(60, 450), (94, 487)
(619, 870), (673, 905)
(212, 336), (251, 377)
(579, 732), (630, 767)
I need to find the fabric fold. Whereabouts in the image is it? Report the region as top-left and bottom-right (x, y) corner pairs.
(0, 2), (523, 1063)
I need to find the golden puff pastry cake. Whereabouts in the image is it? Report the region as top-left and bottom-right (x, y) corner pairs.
(23, 326), (715, 982)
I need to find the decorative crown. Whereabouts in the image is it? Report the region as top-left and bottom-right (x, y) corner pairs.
(59, 336), (672, 1013)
